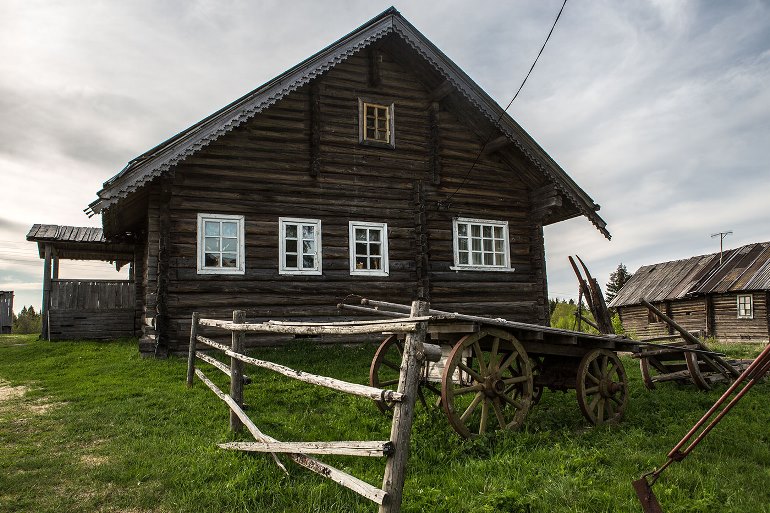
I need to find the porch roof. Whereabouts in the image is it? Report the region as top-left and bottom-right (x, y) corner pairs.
(26, 224), (135, 266)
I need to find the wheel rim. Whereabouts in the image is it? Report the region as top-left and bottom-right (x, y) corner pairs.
(639, 357), (655, 390)
(576, 349), (628, 425)
(369, 335), (403, 414)
(684, 351), (712, 391)
(441, 328), (533, 438)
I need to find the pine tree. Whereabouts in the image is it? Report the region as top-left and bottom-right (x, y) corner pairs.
(606, 263), (632, 303)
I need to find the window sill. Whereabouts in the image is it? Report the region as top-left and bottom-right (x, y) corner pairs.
(197, 268), (245, 275)
(449, 266), (516, 273)
(279, 269), (322, 276)
(350, 271), (390, 277)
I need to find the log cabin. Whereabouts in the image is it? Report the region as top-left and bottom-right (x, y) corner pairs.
(32, 8), (610, 355)
(608, 242), (770, 342)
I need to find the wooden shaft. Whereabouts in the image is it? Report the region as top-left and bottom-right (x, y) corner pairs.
(641, 299), (740, 378)
(230, 310), (245, 433)
(196, 334), (405, 402)
(41, 244), (52, 340)
(218, 440), (393, 458)
(337, 303), (409, 318)
(379, 300), (428, 513)
(186, 312), (199, 387)
(197, 318), (419, 335)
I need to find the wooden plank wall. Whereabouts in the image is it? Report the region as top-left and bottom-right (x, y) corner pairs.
(140, 46), (547, 353)
(619, 294), (769, 342)
(48, 280), (136, 340)
(0, 291), (12, 334)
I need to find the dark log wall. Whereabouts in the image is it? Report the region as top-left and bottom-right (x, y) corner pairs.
(618, 294), (768, 342)
(143, 47), (545, 353)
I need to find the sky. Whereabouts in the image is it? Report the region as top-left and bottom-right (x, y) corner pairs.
(1, 0), (769, 313)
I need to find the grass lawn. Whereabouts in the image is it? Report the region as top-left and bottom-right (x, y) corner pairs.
(0, 334), (769, 513)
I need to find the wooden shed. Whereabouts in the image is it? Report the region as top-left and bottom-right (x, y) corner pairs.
(56, 8), (608, 355)
(608, 242), (770, 342)
(0, 291), (12, 334)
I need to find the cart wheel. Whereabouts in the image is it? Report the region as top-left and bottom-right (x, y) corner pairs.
(639, 357), (656, 390)
(684, 351), (712, 391)
(576, 349), (628, 425)
(530, 357), (544, 405)
(441, 328), (533, 438)
(369, 335), (403, 414)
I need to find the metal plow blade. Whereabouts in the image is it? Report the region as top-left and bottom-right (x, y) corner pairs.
(632, 477), (664, 513)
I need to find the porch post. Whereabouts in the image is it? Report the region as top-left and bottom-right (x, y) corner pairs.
(52, 249), (59, 279)
(41, 244), (52, 340)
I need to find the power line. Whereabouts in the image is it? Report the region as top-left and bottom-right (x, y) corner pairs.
(441, 0), (569, 206)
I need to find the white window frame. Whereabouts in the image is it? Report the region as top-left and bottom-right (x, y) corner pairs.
(737, 294), (753, 319)
(279, 217), (322, 275)
(358, 98), (395, 149)
(450, 217), (514, 272)
(196, 213), (245, 275)
(349, 221), (389, 277)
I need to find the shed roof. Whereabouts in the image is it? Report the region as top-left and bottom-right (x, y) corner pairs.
(608, 242), (770, 308)
(26, 224), (134, 265)
(86, 7), (609, 239)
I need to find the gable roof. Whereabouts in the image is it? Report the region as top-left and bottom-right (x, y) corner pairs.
(87, 7), (609, 239)
(608, 241), (770, 308)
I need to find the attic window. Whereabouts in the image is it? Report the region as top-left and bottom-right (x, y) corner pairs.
(737, 294), (753, 319)
(359, 99), (394, 148)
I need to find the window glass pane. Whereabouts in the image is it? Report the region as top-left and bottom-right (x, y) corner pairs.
(494, 239), (504, 252)
(458, 238), (468, 251)
(483, 239), (493, 251)
(370, 257), (381, 269)
(222, 222), (238, 237)
(472, 238), (481, 251)
(303, 240), (315, 254)
(494, 226), (503, 239)
(458, 251), (469, 265)
(355, 229), (367, 241)
(355, 257), (367, 269)
(285, 254), (297, 268)
(495, 252), (505, 266)
(205, 237), (220, 252)
(302, 225), (314, 239)
(471, 225), (481, 237)
(369, 229), (380, 242)
(356, 243), (367, 256)
(285, 239), (297, 253)
(302, 255), (315, 269)
(222, 254), (237, 268)
(285, 224), (297, 238)
(205, 253), (220, 267)
(369, 243), (381, 256)
(204, 221), (220, 236)
(483, 253), (493, 265)
(366, 128), (376, 139)
(458, 224), (467, 237)
(483, 225), (492, 238)
(222, 238), (237, 251)
(472, 252), (482, 265)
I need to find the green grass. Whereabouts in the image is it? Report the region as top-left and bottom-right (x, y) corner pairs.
(0, 334), (768, 513)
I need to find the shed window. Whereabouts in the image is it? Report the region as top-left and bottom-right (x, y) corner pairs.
(737, 294), (753, 319)
(359, 99), (394, 148)
(197, 213), (245, 275)
(349, 222), (389, 276)
(279, 218), (321, 275)
(451, 217), (513, 272)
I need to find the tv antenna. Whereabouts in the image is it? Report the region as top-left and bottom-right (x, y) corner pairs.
(711, 231), (732, 265)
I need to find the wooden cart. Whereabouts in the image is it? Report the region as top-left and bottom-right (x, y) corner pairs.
(343, 299), (640, 439)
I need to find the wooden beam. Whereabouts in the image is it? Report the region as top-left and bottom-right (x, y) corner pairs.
(186, 312), (199, 387)
(230, 310), (245, 433)
(429, 102), (441, 184)
(309, 82), (321, 177)
(196, 335), (405, 403)
(219, 440), (393, 458)
(198, 318), (420, 335)
(429, 79), (454, 101)
(41, 244), (52, 340)
(481, 135), (510, 156)
(368, 46), (382, 87)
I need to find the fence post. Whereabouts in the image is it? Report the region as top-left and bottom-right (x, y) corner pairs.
(230, 310), (246, 432)
(186, 312), (199, 387)
(379, 300), (428, 513)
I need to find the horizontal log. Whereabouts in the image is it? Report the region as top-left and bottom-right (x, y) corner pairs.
(265, 317), (430, 327)
(196, 351), (231, 377)
(218, 440), (393, 457)
(198, 318), (419, 335)
(195, 335), (405, 403)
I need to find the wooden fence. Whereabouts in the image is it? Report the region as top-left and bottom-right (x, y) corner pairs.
(48, 280), (135, 340)
(186, 300), (429, 513)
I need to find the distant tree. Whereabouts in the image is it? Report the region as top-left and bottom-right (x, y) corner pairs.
(606, 263), (632, 303)
(13, 306), (41, 334)
(550, 301), (598, 334)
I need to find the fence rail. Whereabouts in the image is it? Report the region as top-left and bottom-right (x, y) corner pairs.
(186, 301), (429, 513)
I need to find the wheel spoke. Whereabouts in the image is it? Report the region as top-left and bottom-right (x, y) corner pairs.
(490, 337), (500, 370)
(460, 392), (484, 423)
(588, 393), (600, 415)
(601, 355), (609, 377)
(381, 359), (400, 371)
(597, 398), (605, 423)
(479, 398), (489, 434)
(458, 362), (483, 383)
(583, 385), (600, 394)
(453, 384), (483, 396)
(591, 359), (601, 377)
(498, 351), (518, 373)
(492, 398), (507, 429)
(610, 395), (622, 405)
(499, 393), (524, 410)
(586, 372), (601, 385)
(473, 341), (488, 376)
(503, 375), (528, 385)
